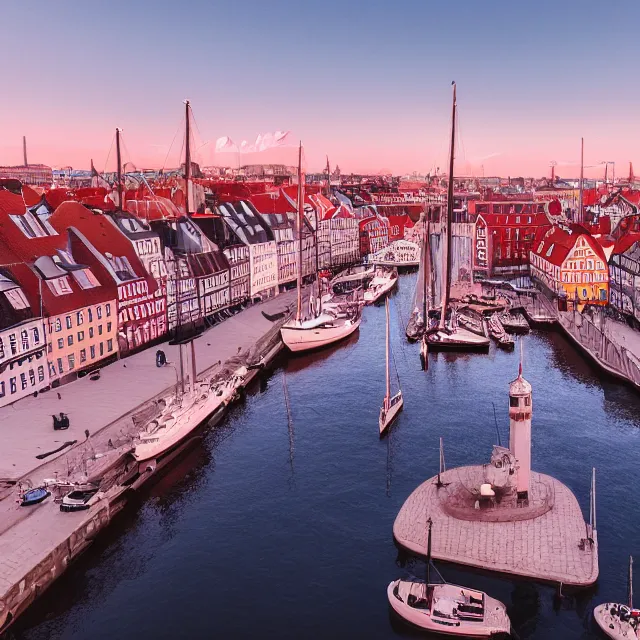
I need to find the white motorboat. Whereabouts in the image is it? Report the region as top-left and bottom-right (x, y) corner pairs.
(594, 556), (639, 639)
(364, 268), (398, 305)
(388, 518), (511, 638)
(379, 297), (403, 435)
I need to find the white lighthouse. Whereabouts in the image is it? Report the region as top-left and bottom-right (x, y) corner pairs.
(508, 356), (532, 498)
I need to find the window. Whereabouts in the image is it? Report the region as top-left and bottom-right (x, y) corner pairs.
(67, 335), (73, 347)
(90, 345), (96, 359)
(10, 377), (16, 394)
(524, 396), (531, 406)
(0, 381), (4, 397)
(106, 303), (111, 317)
(80, 348), (87, 363)
(0, 337), (4, 359)
(97, 305), (102, 320)
(29, 369), (35, 386)
(32, 327), (40, 343)
(66, 316), (72, 329)
(21, 330), (29, 351)
(5, 287), (29, 310)
(72, 268), (100, 290)
(47, 277), (73, 296)
(55, 318), (62, 332)
(68, 354), (75, 369)
(107, 339), (113, 352)
(48, 342), (52, 353)
(99, 342), (104, 356)
(107, 322), (112, 333)
(58, 338), (64, 349)
(600, 289), (607, 301)
(98, 325), (103, 336)
(88, 308), (93, 323)
(509, 396), (519, 407)
(20, 373), (27, 390)
(77, 311), (84, 325)
(89, 327), (94, 339)
(78, 331), (84, 341)
(9, 334), (17, 355)
(582, 288), (587, 297)
(37, 365), (45, 382)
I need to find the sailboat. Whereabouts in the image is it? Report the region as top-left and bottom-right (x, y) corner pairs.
(594, 556), (640, 639)
(426, 82), (489, 353)
(379, 297), (403, 435)
(406, 213), (430, 341)
(281, 144), (362, 353)
(388, 518), (511, 637)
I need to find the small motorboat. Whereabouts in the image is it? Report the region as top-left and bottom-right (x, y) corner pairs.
(594, 556), (639, 639)
(20, 487), (51, 507)
(499, 311), (530, 334)
(364, 268), (398, 305)
(388, 520), (511, 638)
(60, 487), (100, 512)
(488, 314), (514, 351)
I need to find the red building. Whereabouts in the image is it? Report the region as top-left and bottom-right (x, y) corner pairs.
(358, 214), (390, 259)
(473, 202), (550, 278)
(49, 202), (164, 354)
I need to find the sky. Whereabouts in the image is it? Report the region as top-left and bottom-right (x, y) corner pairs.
(1, 0), (639, 178)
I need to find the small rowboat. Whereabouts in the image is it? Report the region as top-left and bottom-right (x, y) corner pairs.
(20, 487), (51, 507)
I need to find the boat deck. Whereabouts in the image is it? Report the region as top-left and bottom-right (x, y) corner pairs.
(393, 466), (598, 587)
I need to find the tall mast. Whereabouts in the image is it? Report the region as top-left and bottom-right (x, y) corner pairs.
(295, 142), (304, 323)
(439, 82), (456, 329)
(184, 99), (191, 215)
(629, 556), (634, 609)
(422, 212), (429, 323)
(22, 136), (28, 167)
(385, 297), (390, 404)
(116, 127), (123, 211)
(578, 137), (584, 225)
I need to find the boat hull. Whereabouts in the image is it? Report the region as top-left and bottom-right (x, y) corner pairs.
(364, 273), (398, 305)
(593, 603), (639, 639)
(281, 317), (361, 353)
(379, 393), (403, 435)
(387, 580), (510, 638)
(427, 328), (490, 353)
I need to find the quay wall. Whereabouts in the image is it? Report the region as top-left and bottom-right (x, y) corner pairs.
(0, 293), (295, 633)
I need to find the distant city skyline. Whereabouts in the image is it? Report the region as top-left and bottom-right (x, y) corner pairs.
(1, 0), (638, 178)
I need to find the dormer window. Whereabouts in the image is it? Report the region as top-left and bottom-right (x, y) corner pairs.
(72, 268), (100, 289)
(47, 276), (73, 296)
(10, 211), (57, 238)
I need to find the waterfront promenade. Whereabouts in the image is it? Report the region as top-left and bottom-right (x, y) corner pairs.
(0, 291), (296, 485)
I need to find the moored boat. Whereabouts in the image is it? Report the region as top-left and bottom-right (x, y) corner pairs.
(499, 311), (530, 334)
(379, 297), (403, 435)
(364, 268), (398, 305)
(388, 519), (511, 637)
(594, 556), (639, 639)
(488, 313), (514, 350)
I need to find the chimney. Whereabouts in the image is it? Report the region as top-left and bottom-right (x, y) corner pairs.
(23, 136), (28, 166)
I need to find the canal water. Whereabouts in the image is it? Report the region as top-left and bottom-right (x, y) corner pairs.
(8, 273), (640, 640)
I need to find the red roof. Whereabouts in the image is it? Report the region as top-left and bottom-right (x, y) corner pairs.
(249, 191), (295, 215)
(477, 212), (550, 228)
(531, 224), (607, 268)
(49, 201), (157, 295)
(125, 197), (180, 221)
(613, 232), (640, 256)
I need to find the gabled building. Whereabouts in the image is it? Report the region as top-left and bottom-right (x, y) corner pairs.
(0, 243), (49, 406)
(319, 204), (360, 268)
(609, 233), (640, 323)
(48, 201), (162, 355)
(212, 201), (277, 300)
(530, 224), (609, 309)
(358, 212), (390, 259)
(0, 190), (118, 384)
(472, 205), (550, 278)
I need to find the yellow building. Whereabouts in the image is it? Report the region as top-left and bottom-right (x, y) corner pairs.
(530, 224), (609, 309)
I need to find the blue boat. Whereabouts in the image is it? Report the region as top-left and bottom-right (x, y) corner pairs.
(20, 487), (51, 507)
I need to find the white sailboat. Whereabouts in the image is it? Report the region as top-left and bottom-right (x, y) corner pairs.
(281, 143), (362, 353)
(379, 297), (403, 435)
(364, 267), (398, 305)
(388, 518), (511, 637)
(426, 82), (489, 353)
(594, 556), (640, 639)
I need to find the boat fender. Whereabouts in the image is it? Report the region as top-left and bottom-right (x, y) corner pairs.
(156, 350), (167, 367)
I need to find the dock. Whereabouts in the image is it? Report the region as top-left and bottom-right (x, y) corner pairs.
(393, 466), (599, 587)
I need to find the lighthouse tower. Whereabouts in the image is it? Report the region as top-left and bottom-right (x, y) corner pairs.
(508, 356), (532, 499)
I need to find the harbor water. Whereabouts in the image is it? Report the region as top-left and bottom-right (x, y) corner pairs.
(7, 272), (640, 640)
